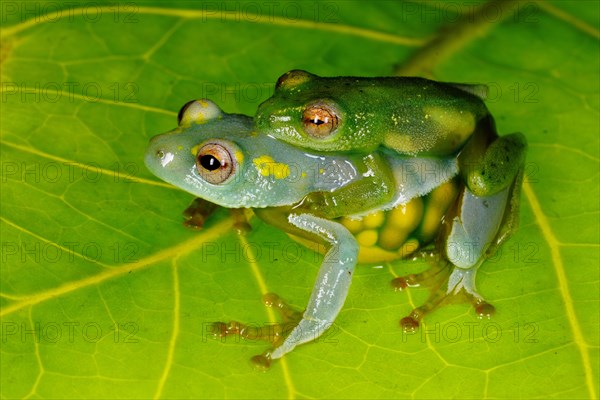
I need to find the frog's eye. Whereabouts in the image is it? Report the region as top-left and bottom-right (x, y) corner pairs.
(195, 143), (235, 184)
(302, 104), (339, 138)
(177, 100), (196, 125)
(177, 99), (222, 126)
(275, 70), (315, 90)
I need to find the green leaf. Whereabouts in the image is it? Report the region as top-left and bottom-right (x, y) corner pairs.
(1, 1), (598, 398)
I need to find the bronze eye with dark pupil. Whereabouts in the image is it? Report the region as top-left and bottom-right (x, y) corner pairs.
(195, 143), (235, 184)
(200, 155), (221, 171)
(302, 105), (338, 138)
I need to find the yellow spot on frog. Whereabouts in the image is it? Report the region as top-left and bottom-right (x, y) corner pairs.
(385, 134), (420, 154)
(235, 150), (244, 164)
(399, 238), (420, 257)
(190, 144), (200, 156)
(194, 113), (206, 125)
(423, 106), (475, 152)
(177, 145), (183, 151)
(424, 106), (475, 136)
(253, 155), (290, 179)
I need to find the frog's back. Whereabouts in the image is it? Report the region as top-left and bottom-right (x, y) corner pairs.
(314, 76), (490, 156)
(259, 70), (491, 156)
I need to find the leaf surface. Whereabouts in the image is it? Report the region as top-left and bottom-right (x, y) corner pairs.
(1, 1), (598, 398)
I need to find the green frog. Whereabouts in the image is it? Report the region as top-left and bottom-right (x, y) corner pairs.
(144, 99), (524, 366)
(255, 70), (527, 197)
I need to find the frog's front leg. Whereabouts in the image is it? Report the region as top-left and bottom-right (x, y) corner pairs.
(183, 198), (251, 233)
(459, 116), (527, 197)
(254, 208), (358, 360)
(183, 198), (218, 229)
(299, 153), (395, 219)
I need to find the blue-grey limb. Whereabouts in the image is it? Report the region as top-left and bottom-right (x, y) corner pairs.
(270, 213), (358, 359)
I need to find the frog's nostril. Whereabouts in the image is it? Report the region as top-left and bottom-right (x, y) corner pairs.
(156, 149), (165, 159)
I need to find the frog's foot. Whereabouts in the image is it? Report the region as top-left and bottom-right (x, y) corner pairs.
(210, 293), (302, 371)
(212, 213), (357, 367)
(229, 208), (252, 234)
(393, 258), (453, 333)
(391, 251), (451, 290)
(396, 263), (494, 333)
(183, 198), (218, 229)
(447, 265), (495, 319)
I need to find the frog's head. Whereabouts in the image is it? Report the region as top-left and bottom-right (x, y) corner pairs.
(145, 99), (321, 208)
(256, 70), (351, 152)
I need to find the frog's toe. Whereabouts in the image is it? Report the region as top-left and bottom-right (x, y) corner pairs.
(394, 260), (453, 333)
(229, 209), (252, 234)
(391, 257), (450, 291)
(447, 266), (495, 318)
(395, 261), (495, 332)
(210, 293), (303, 369)
(475, 301), (495, 319)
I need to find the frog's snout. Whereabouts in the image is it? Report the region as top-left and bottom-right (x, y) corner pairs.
(255, 100), (280, 128)
(145, 135), (175, 171)
(254, 108), (269, 128)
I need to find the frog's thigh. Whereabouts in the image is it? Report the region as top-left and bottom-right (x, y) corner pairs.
(465, 132), (527, 197)
(445, 186), (510, 296)
(270, 213), (358, 360)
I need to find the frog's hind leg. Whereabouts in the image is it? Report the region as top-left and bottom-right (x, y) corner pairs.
(396, 183), (512, 331)
(398, 260), (495, 333)
(268, 213), (359, 359)
(446, 262), (496, 319)
(213, 208), (358, 367)
(391, 251), (451, 290)
(394, 256), (454, 333)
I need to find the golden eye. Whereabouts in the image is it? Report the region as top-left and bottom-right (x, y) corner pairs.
(195, 143), (235, 184)
(302, 104), (339, 138)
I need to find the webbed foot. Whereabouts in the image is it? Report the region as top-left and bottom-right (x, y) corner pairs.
(210, 293), (302, 370)
(393, 261), (494, 333)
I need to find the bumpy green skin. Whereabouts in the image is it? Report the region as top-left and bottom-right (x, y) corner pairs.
(256, 70), (489, 155)
(256, 70), (527, 196)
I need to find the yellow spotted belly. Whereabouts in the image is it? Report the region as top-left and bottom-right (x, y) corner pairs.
(289, 180), (460, 264)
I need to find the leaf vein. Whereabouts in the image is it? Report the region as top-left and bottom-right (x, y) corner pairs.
(0, 5), (426, 47)
(523, 181), (597, 399)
